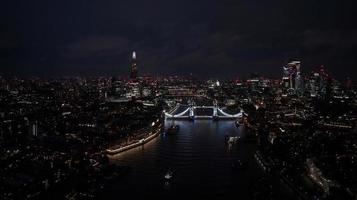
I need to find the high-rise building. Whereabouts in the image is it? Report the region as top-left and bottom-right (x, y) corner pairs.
(307, 65), (332, 98)
(282, 61), (302, 94)
(130, 51), (138, 79)
(32, 121), (38, 137)
(308, 72), (320, 97)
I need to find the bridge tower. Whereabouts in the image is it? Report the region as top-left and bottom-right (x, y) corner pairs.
(213, 99), (218, 120)
(189, 106), (195, 120)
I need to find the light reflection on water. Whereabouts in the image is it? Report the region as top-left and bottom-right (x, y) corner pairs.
(108, 120), (262, 199)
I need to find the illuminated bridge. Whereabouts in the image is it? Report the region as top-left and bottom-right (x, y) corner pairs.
(164, 102), (247, 120)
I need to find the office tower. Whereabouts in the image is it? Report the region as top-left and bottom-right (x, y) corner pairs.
(130, 51), (138, 79)
(32, 121), (38, 137)
(282, 61), (302, 94)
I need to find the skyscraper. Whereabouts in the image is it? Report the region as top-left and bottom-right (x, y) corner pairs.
(32, 121), (38, 137)
(130, 51), (138, 79)
(282, 61), (302, 94)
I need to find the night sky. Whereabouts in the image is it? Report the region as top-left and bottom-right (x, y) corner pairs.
(1, 0), (357, 79)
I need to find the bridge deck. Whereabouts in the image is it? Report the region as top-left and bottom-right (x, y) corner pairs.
(164, 104), (246, 120)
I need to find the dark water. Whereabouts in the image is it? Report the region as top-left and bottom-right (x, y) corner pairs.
(106, 120), (265, 199)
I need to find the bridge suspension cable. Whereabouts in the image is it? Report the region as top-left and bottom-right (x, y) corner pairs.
(164, 108), (190, 118)
(217, 108), (245, 118)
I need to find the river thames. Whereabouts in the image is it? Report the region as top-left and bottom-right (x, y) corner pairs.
(102, 120), (293, 199)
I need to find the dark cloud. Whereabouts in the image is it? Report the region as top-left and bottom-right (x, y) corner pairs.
(1, 0), (357, 79)
(63, 36), (131, 59)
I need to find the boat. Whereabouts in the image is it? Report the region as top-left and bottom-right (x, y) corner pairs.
(235, 118), (244, 127)
(227, 136), (239, 144)
(167, 125), (180, 134)
(164, 170), (173, 180)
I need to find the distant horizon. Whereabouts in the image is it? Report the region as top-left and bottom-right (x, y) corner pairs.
(1, 57), (356, 80)
(0, 67), (354, 82)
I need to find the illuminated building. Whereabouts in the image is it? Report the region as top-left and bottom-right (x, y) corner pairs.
(282, 61), (302, 94)
(125, 82), (141, 98)
(308, 72), (320, 97)
(32, 121), (38, 137)
(130, 51), (138, 79)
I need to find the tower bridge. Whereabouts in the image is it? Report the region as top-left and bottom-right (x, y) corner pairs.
(164, 102), (247, 120)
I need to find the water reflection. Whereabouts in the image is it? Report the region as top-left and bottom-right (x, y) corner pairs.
(108, 120), (261, 199)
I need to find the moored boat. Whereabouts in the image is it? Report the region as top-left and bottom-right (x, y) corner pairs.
(167, 125), (180, 134)
(235, 118), (244, 127)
